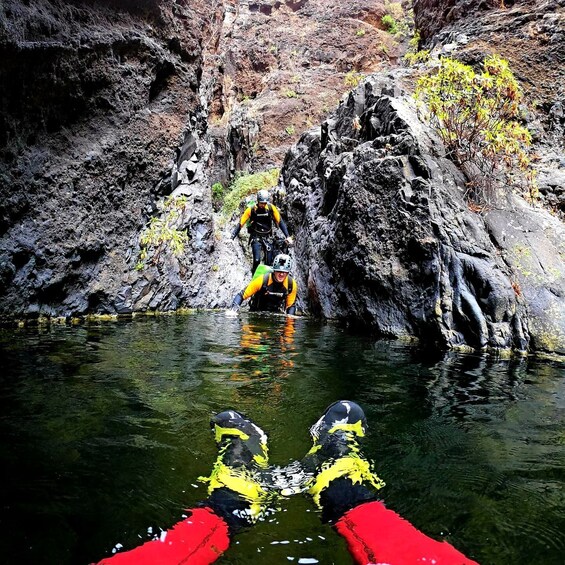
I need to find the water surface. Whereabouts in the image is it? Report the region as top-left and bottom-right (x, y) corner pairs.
(0, 312), (563, 564)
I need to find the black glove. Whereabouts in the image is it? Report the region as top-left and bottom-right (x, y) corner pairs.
(232, 292), (243, 309)
(231, 226), (240, 240)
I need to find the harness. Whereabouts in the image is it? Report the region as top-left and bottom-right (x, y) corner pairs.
(249, 204), (274, 236)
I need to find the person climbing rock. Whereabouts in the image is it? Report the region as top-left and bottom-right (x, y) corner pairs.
(228, 253), (297, 316)
(231, 189), (293, 274)
(95, 401), (479, 565)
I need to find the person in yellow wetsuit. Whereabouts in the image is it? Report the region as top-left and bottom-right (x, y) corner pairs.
(231, 189), (293, 274)
(230, 253), (297, 315)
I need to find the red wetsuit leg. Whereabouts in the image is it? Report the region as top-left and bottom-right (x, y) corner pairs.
(96, 507), (230, 565)
(335, 500), (479, 565)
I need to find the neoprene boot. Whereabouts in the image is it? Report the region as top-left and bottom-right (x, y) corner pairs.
(302, 400), (385, 522)
(202, 410), (274, 532)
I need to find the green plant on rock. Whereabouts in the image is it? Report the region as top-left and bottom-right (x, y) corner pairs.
(381, 14), (398, 34)
(285, 125), (296, 135)
(415, 54), (536, 207)
(137, 195), (190, 269)
(212, 182), (224, 200)
(382, 1), (411, 37)
(403, 48), (430, 66)
(403, 31), (430, 66)
(211, 181), (225, 212)
(408, 29), (421, 51)
(344, 70), (365, 88)
(221, 168), (280, 218)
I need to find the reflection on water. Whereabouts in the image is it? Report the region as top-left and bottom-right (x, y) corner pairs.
(0, 312), (563, 565)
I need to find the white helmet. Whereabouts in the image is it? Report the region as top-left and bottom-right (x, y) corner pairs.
(272, 254), (292, 273)
(257, 189), (269, 203)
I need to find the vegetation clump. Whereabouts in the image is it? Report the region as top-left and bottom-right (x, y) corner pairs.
(403, 32), (430, 66)
(212, 182), (224, 200)
(344, 70), (365, 88)
(381, 14), (398, 34)
(381, 1), (410, 36)
(136, 195), (189, 270)
(221, 168), (280, 218)
(415, 54), (536, 207)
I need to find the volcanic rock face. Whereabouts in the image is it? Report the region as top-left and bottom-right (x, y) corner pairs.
(202, 0), (399, 172)
(0, 0), (398, 318)
(0, 0), (216, 315)
(280, 72), (564, 353)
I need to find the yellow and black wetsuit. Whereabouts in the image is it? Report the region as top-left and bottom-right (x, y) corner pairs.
(233, 272), (297, 315)
(232, 204), (290, 272)
(234, 203), (289, 239)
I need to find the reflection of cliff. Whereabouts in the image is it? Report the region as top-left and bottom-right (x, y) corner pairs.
(424, 352), (528, 419)
(368, 348), (565, 565)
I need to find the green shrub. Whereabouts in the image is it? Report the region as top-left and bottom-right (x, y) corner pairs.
(211, 182), (225, 212)
(221, 168), (280, 218)
(212, 182), (224, 200)
(382, 14), (398, 34)
(404, 31), (428, 67)
(415, 55), (535, 206)
(137, 195), (190, 269)
(344, 70), (365, 88)
(403, 49), (430, 66)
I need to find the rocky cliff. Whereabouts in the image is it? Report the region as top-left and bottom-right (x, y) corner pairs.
(0, 0), (397, 317)
(280, 70), (564, 353)
(0, 0), (217, 315)
(0, 0), (564, 354)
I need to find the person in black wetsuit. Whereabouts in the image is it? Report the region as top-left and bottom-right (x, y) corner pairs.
(230, 253), (297, 315)
(231, 189), (293, 274)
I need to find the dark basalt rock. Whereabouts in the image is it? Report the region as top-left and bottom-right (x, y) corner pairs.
(0, 0), (563, 356)
(280, 71), (565, 354)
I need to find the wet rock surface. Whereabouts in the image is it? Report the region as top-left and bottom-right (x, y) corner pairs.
(0, 0), (215, 317)
(280, 71), (564, 353)
(0, 0), (397, 320)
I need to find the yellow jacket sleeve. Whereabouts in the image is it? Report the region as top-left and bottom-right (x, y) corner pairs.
(239, 206), (252, 228)
(270, 204), (282, 224)
(285, 278), (297, 310)
(242, 275), (265, 301)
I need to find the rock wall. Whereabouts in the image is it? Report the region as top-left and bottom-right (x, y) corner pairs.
(413, 0), (565, 212)
(0, 0), (217, 316)
(0, 0), (563, 354)
(0, 0), (399, 320)
(280, 71), (564, 354)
